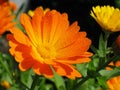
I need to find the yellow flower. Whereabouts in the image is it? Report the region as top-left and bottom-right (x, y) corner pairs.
(91, 5), (120, 32)
(0, 80), (10, 89)
(7, 7), (92, 79)
(28, 6), (50, 17)
(107, 76), (120, 90)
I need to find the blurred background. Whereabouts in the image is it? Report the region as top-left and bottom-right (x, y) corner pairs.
(7, 0), (120, 49)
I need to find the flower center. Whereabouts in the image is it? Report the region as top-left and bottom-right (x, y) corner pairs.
(37, 44), (56, 60)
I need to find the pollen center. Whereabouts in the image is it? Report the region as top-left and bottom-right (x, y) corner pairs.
(37, 44), (56, 60)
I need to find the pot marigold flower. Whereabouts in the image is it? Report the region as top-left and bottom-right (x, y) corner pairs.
(0, 2), (15, 35)
(91, 5), (120, 32)
(7, 7), (92, 79)
(107, 76), (120, 90)
(0, 0), (17, 11)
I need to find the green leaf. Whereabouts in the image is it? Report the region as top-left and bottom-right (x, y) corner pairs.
(15, 3), (25, 19)
(15, 21), (25, 32)
(115, 0), (120, 8)
(91, 55), (100, 68)
(50, 67), (66, 90)
(76, 79), (101, 90)
(30, 75), (55, 90)
(87, 55), (101, 77)
(8, 87), (20, 90)
(88, 60), (96, 71)
(33, 77), (46, 90)
(45, 84), (53, 90)
(100, 68), (120, 80)
(20, 69), (34, 88)
(97, 77), (108, 90)
(90, 45), (98, 54)
(97, 33), (106, 57)
(0, 53), (13, 80)
(76, 63), (87, 77)
(53, 73), (66, 90)
(66, 79), (76, 90)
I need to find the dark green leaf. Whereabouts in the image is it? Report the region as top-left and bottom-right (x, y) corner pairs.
(20, 69), (34, 88)
(76, 79), (101, 90)
(97, 77), (108, 90)
(100, 68), (120, 80)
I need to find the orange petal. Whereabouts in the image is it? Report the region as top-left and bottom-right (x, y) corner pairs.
(42, 11), (52, 44)
(116, 61), (120, 67)
(0, 15), (15, 27)
(54, 22), (80, 50)
(56, 57), (91, 64)
(48, 10), (69, 45)
(31, 8), (44, 44)
(20, 13), (37, 46)
(7, 34), (23, 62)
(54, 62), (81, 79)
(9, 27), (30, 45)
(33, 62), (53, 78)
(19, 59), (35, 71)
(7, 34), (32, 63)
(57, 36), (91, 58)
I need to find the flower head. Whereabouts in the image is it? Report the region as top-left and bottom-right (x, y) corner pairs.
(7, 7), (92, 79)
(107, 76), (120, 90)
(0, 2), (15, 35)
(91, 5), (120, 32)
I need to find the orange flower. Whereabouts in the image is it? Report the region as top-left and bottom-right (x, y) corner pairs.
(7, 8), (92, 79)
(106, 61), (120, 70)
(0, 0), (8, 4)
(0, 0), (17, 11)
(107, 76), (120, 90)
(0, 2), (15, 35)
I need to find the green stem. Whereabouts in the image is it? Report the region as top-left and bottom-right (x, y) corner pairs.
(104, 31), (110, 46)
(104, 31), (110, 61)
